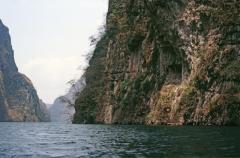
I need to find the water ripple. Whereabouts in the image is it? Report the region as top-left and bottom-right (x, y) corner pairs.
(0, 123), (240, 158)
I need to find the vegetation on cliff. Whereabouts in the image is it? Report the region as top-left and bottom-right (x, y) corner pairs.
(74, 0), (240, 125)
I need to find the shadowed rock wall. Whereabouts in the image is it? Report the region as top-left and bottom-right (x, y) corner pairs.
(0, 20), (50, 122)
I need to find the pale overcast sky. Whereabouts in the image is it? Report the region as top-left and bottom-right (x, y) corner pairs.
(0, 0), (108, 103)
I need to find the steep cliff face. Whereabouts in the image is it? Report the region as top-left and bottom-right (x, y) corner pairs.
(0, 20), (50, 122)
(74, 0), (240, 125)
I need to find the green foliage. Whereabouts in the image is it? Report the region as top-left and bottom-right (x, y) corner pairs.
(208, 96), (240, 126)
(128, 34), (145, 52)
(226, 103), (240, 126)
(134, 75), (144, 90)
(117, 75), (151, 108)
(194, 75), (208, 91)
(106, 26), (118, 39)
(142, 78), (154, 94)
(73, 30), (109, 124)
(225, 84), (240, 94)
(120, 80), (130, 93)
(118, 80), (131, 107)
(220, 60), (240, 81)
(74, 88), (98, 124)
(180, 84), (198, 108)
(149, 49), (159, 72)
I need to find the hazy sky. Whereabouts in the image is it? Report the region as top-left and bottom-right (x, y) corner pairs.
(0, 0), (108, 103)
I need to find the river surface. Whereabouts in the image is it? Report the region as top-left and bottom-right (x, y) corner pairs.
(0, 123), (240, 158)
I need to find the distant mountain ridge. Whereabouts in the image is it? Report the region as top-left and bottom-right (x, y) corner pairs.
(0, 19), (50, 122)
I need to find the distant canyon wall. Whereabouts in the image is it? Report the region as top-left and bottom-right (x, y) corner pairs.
(0, 20), (50, 122)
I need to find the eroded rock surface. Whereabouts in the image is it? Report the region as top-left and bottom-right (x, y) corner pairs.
(74, 0), (240, 126)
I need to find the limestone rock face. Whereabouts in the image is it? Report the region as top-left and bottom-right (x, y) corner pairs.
(0, 20), (50, 122)
(74, 0), (240, 126)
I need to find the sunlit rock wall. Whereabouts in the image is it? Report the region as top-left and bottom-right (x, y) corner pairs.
(74, 0), (240, 126)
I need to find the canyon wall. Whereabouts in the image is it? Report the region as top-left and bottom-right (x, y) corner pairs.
(0, 20), (50, 122)
(74, 0), (240, 125)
